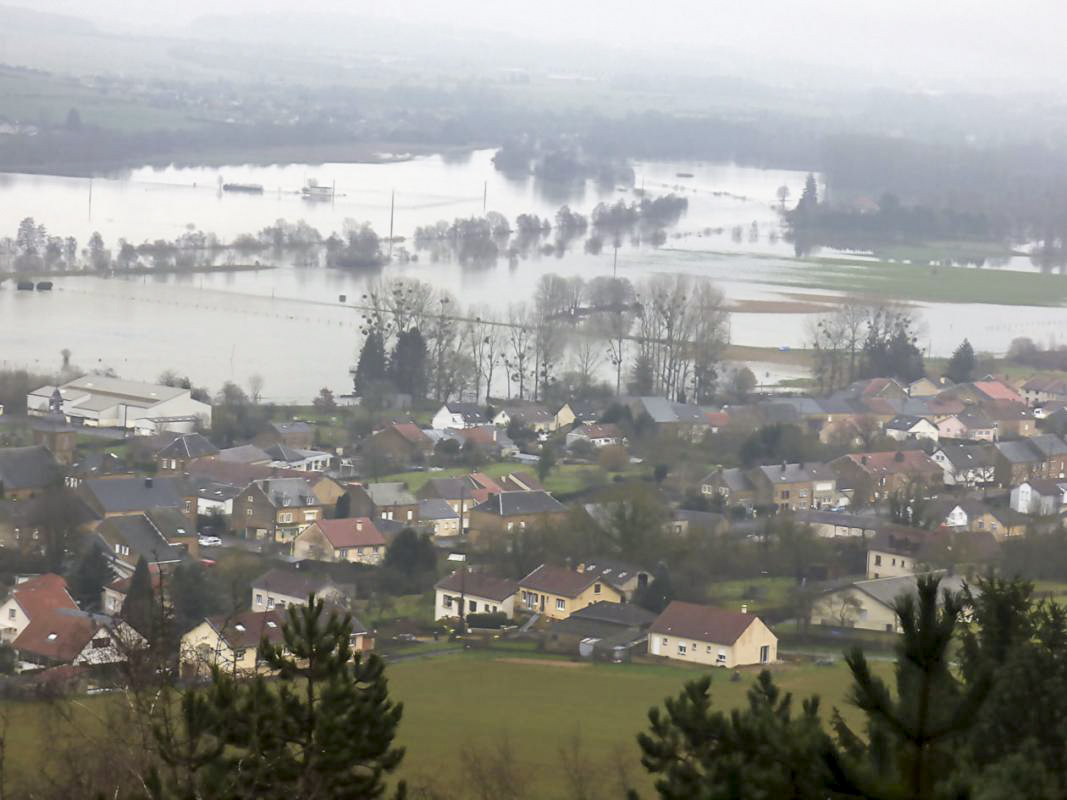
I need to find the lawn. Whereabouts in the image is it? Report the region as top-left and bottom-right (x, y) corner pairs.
(0, 653), (886, 797)
(705, 577), (796, 613)
(775, 258), (1067, 307)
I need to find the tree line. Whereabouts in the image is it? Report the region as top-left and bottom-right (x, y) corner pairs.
(349, 273), (728, 407)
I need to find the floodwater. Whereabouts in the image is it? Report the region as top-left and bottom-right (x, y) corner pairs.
(0, 150), (1064, 402)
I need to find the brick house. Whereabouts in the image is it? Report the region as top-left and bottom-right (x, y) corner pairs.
(232, 477), (324, 543)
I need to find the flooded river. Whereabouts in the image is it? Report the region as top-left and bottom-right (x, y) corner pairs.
(0, 151), (1063, 401)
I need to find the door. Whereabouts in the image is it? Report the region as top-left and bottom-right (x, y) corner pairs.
(539, 595), (545, 613)
(759, 645), (770, 664)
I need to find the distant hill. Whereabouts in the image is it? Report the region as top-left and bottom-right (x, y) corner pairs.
(0, 3), (97, 35)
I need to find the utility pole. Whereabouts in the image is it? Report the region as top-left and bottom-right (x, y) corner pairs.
(482, 180), (487, 213)
(388, 190), (395, 260)
(87, 178), (93, 221)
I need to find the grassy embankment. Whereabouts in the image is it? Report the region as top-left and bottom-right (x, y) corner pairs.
(0, 653), (887, 797)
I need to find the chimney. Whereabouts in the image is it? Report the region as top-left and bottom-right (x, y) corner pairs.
(356, 520), (362, 531)
(144, 476), (153, 489)
(741, 603), (748, 614)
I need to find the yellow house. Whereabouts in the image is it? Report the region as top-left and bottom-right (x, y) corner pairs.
(649, 601), (777, 668)
(517, 564), (623, 621)
(180, 607), (373, 677)
(180, 608), (289, 676)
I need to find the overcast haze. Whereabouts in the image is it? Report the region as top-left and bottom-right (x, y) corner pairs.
(7, 0), (1067, 93)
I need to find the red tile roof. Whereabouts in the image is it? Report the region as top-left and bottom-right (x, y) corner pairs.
(386, 423), (433, 448)
(310, 518), (386, 549)
(840, 450), (941, 477)
(650, 601), (760, 645)
(973, 380), (1024, 405)
(12, 574), (77, 620)
(15, 610), (96, 663)
(435, 570), (518, 601)
(519, 564), (602, 598)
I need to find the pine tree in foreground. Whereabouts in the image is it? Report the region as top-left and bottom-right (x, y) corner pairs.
(148, 597), (405, 800)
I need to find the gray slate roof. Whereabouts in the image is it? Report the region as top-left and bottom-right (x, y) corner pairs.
(418, 498), (458, 521)
(570, 600), (656, 627)
(756, 462), (835, 484)
(84, 476), (188, 514)
(935, 442), (997, 470)
(0, 446), (59, 492)
(253, 477), (318, 508)
(996, 439), (1044, 464)
(98, 515), (185, 564)
(157, 433), (218, 460)
(364, 482), (417, 507)
(475, 491), (567, 517)
(251, 567), (342, 599)
(851, 573), (969, 609)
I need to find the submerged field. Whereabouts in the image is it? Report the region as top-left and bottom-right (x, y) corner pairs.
(0, 652), (883, 797)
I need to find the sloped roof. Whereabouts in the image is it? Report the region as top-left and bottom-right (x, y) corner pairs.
(436, 570), (518, 601)
(98, 515), (186, 564)
(272, 421), (313, 435)
(756, 462), (835, 484)
(309, 518), (386, 549)
(418, 498), (458, 521)
(576, 557), (649, 588)
(10, 574), (77, 620)
(15, 608), (100, 662)
(838, 451), (941, 477)
(972, 380), (1024, 404)
(251, 568), (341, 599)
(869, 526), (929, 556)
(570, 600), (656, 627)
(996, 439), (1044, 465)
(572, 423), (624, 440)
(157, 434), (218, 460)
(84, 476), (189, 514)
(850, 572), (968, 610)
(252, 477), (319, 508)
(934, 442), (997, 470)
(383, 423), (433, 448)
(885, 415), (930, 431)
(650, 601), (760, 646)
(216, 444), (272, 464)
(520, 564), (601, 598)
(0, 446), (60, 492)
(474, 491), (567, 517)
(441, 403), (487, 423)
(207, 608), (289, 650)
(497, 472), (545, 492)
(363, 482), (417, 507)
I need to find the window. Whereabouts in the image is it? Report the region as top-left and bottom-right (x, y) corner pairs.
(304, 510), (318, 521)
(662, 637), (668, 645)
(91, 637), (110, 649)
(781, 490), (790, 499)
(891, 558), (896, 567)
(706, 645), (712, 653)
(678, 643), (687, 655)
(7, 608), (14, 621)
(874, 555), (882, 566)
(407, 510), (413, 520)
(339, 549), (349, 559)
(234, 648), (247, 660)
(469, 600), (477, 613)
(443, 595), (453, 608)
(267, 598), (275, 610)
(555, 598), (565, 611)
(520, 591), (528, 602)
(280, 512), (294, 523)
(255, 593), (263, 606)
(245, 508), (253, 517)
(885, 624), (893, 633)
(593, 583), (601, 594)
(247, 496), (253, 502)
(506, 522), (515, 531)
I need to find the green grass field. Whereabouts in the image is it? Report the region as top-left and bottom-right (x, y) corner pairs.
(777, 258), (1067, 307)
(705, 577), (795, 613)
(0, 653), (885, 797)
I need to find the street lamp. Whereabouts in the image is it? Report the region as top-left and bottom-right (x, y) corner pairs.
(447, 552), (467, 635)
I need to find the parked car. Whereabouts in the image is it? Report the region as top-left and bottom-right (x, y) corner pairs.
(198, 534), (223, 547)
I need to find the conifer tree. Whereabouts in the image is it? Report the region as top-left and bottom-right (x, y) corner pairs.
(122, 557), (156, 639)
(945, 338), (976, 384)
(150, 597), (405, 800)
(68, 542), (113, 611)
(352, 332), (387, 396)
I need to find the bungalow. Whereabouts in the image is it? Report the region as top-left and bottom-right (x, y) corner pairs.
(630, 397), (711, 441)
(543, 601), (655, 661)
(930, 442), (997, 487)
(0, 574), (77, 644)
(517, 564), (624, 620)
(885, 415), (939, 443)
(16, 609), (142, 672)
(811, 573), (968, 633)
(231, 477), (324, 543)
(492, 404), (555, 433)
(155, 433), (218, 473)
(348, 482), (420, 525)
(867, 527), (928, 579)
(434, 570), (518, 621)
(0, 446), (62, 499)
(574, 557), (651, 601)
(291, 518), (386, 564)
(431, 402), (488, 430)
(468, 491), (568, 539)
(250, 568), (350, 612)
(565, 423), (626, 449)
(554, 400), (608, 430)
(926, 498), (1027, 540)
(1010, 479), (1067, 516)
(648, 601), (776, 668)
(792, 510), (885, 539)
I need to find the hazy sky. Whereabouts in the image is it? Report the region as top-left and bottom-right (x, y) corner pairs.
(10, 0), (1066, 92)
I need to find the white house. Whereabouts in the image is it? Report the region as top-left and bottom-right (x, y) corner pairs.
(434, 571), (518, 621)
(431, 402), (488, 431)
(930, 443), (997, 487)
(1011, 479), (1067, 516)
(249, 568), (349, 613)
(884, 415), (939, 443)
(28, 375), (211, 434)
(648, 601), (777, 668)
(566, 423), (626, 449)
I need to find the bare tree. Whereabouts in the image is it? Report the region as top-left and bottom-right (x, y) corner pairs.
(570, 325), (603, 393)
(247, 373), (264, 404)
(505, 304), (534, 400)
